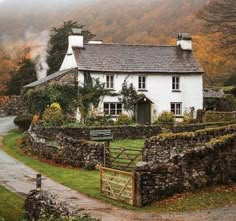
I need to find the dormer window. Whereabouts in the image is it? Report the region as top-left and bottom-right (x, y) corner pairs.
(172, 76), (180, 91)
(138, 76), (146, 90)
(106, 75), (114, 89)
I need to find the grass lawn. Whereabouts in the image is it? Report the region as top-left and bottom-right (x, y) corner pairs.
(0, 185), (25, 220)
(111, 139), (144, 150)
(2, 129), (236, 213)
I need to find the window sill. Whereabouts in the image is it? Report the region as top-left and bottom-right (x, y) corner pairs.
(138, 89), (148, 92)
(175, 116), (183, 118)
(105, 88), (115, 91)
(172, 90), (181, 93)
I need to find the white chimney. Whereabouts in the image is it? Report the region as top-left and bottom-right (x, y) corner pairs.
(177, 33), (192, 51)
(68, 28), (84, 51)
(59, 29), (83, 71)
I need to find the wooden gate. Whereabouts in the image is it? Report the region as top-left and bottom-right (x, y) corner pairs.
(104, 147), (143, 171)
(100, 166), (136, 205)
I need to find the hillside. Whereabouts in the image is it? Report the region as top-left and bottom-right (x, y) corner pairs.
(0, 0), (234, 93)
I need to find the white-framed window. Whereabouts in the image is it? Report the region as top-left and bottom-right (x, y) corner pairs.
(171, 102), (182, 116)
(172, 76), (180, 90)
(106, 75), (114, 89)
(104, 102), (122, 116)
(138, 76), (146, 90)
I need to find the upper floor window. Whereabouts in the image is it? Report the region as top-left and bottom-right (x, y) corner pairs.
(172, 76), (180, 91)
(171, 102), (182, 116)
(138, 76), (146, 90)
(106, 75), (114, 89)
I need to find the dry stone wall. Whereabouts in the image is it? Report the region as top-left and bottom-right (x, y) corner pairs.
(35, 125), (161, 140)
(144, 124), (236, 162)
(27, 132), (104, 168)
(135, 125), (236, 206)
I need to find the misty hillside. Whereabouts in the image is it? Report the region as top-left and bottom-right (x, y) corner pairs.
(0, 0), (206, 43)
(1, 0), (234, 92)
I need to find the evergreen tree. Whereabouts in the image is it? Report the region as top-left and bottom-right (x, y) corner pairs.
(7, 58), (37, 95)
(47, 21), (95, 74)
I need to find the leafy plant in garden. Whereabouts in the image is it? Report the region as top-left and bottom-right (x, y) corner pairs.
(155, 111), (175, 123)
(119, 81), (141, 118)
(23, 85), (77, 115)
(77, 72), (108, 123)
(183, 107), (195, 123)
(116, 114), (134, 125)
(42, 102), (64, 127)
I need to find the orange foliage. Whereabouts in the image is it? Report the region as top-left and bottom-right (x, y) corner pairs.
(0, 96), (9, 107)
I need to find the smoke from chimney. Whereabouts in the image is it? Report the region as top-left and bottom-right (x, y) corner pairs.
(25, 30), (49, 80)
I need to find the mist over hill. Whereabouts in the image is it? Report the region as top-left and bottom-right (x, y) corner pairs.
(0, 0), (234, 92)
(0, 0), (206, 43)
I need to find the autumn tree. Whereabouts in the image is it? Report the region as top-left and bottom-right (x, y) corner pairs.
(197, 0), (236, 56)
(47, 21), (95, 74)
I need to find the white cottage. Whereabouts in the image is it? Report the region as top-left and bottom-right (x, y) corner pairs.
(25, 30), (204, 124)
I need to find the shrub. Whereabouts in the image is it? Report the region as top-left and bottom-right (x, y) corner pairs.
(116, 114), (133, 125)
(156, 111), (175, 123)
(42, 103), (64, 127)
(183, 107), (196, 123)
(86, 115), (114, 126)
(14, 114), (33, 131)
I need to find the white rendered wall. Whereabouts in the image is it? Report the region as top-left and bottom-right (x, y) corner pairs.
(76, 72), (203, 121)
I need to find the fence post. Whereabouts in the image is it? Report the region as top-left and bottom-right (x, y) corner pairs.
(36, 174), (42, 190)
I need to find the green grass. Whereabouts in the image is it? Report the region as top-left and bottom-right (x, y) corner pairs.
(0, 185), (25, 221)
(2, 130), (236, 213)
(111, 139), (144, 149)
(148, 185), (236, 213)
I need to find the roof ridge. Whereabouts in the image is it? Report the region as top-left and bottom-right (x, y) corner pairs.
(82, 43), (177, 47)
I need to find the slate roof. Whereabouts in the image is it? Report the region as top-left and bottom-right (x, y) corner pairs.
(73, 44), (204, 73)
(24, 68), (75, 88)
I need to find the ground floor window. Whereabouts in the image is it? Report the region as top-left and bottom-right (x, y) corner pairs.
(104, 102), (122, 116)
(171, 102), (182, 116)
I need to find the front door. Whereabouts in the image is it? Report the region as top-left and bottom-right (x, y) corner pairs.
(136, 101), (151, 125)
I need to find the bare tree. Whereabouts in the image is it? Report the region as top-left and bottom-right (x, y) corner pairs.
(197, 0), (236, 56)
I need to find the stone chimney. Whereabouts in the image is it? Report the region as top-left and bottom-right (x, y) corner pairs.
(177, 33), (192, 51)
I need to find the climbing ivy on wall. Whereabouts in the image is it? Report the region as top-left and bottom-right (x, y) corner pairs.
(23, 85), (77, 115)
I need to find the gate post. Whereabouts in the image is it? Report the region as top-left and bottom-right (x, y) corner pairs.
(134, 171), (142, 207)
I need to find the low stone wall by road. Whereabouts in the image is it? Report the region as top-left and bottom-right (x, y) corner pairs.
(135, 133), (236, 206)
(27, 132), (104, 168)
(35, 125), (161, 140)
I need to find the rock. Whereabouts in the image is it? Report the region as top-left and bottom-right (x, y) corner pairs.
(25, 189), (72, 220)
